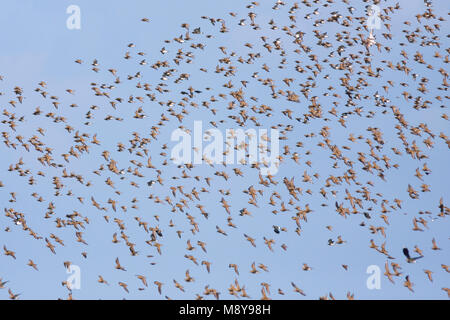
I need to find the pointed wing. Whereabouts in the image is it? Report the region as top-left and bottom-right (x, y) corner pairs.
(402, 248), (410, 259)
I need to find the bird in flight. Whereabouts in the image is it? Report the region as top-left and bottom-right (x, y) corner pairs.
(403, 248), (423, 263)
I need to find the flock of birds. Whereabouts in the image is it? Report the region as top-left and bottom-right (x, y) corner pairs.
(0, 0), (449, 300)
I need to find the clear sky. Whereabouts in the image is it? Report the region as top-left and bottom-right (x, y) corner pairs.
(0, 0), (449, 300)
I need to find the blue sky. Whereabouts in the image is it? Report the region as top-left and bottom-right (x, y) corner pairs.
(0, 0), (449, 300)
